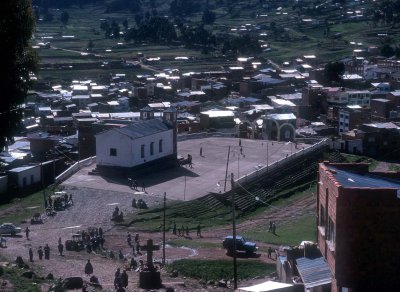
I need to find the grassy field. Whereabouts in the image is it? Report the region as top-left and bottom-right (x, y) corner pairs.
(0, 189), (52, 224)
(242, 215), (316, 247)
(167, 259), (275, 281)
(128, 182), (316, 247)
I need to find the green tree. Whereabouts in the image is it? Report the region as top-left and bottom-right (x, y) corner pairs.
(380, 44), (395, 57)
(324, 62), (345, 84)
(202, 9), (216, 24)
(0, 0), (37, 149)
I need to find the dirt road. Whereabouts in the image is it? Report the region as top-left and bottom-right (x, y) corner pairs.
(0, 184), (315, 291)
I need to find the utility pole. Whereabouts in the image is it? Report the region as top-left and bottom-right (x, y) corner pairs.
(231, 173), (238, 290)
(267, 141), (269, 173)
(184, 176), (186, 201)
(162, 192), (166, 265)
(41, 162), (46, 209)
(224, 146), (231, 192)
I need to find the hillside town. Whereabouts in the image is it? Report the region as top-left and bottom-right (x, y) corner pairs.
(2, 53), (400, 194)
(1, 1), (400, 292)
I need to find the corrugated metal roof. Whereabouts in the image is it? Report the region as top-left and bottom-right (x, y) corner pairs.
(113, 119), (169, 139)
(266, 113), (296, 120)
(296, 257), (332, 289)
(328, 166), (400, 189)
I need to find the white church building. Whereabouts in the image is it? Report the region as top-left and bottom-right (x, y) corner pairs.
(95, 106), (177, 172)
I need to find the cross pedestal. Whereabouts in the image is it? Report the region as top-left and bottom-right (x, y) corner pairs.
(139, 239), (162, 289)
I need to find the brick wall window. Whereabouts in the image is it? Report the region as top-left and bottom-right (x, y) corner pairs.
(320, 205), (326, 227)
(328, 216), (335, 243)
(110, 148), (117, 156)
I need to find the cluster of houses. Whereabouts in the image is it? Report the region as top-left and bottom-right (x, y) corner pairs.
(1, 48), (400, 195)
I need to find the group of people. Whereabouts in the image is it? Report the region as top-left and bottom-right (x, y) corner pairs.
(128, 178), (146, 193)
(29, 244), (51, 261)
(45, 193), (73, 210)
(127, 232), (142, 257)
(131, 198), (148, 209)
(114, 268), (129, 290)
(80, 227), (106, 253)
(112, 206), (124, 222)
(269, 221), (277, 234)
(126, 232), (140, 246)
(172, 222), (202, 238)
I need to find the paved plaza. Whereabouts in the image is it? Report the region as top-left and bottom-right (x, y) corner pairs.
(62, 138), (310, 201)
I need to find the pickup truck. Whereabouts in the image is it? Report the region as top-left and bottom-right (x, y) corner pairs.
(222, 235), (258, 255)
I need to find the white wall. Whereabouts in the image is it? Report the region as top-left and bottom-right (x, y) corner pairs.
(17, 166), (41, 188)
(96, 129), (174, 168)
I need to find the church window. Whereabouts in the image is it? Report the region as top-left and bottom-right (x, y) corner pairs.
(141, 144), (145, 158)
(150, 142), (154, 155)
(110, 148), (117, 156)
(159, 139), (163, 152)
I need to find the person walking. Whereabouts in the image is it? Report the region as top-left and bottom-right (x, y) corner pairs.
(200, 147), (203, 156)
(127, 232), (132, 246)
(44, 244), (50, 260)
(84, 259), (93, 276)
(272, 222), (276, 235)
(58, 242), (64, 256)
(29, 248), (33, 262)
(197, 224), (202, 237)
(130, 257), (137, 270)
(173, 222), (177, 235)
(25, 227), (30, 240)
(141, 182), (146, 192)
(121, 270), (128, 288)
(268, 247), (272, 259)
(114, 268), (121, 289)
(38, 246), (43, 260)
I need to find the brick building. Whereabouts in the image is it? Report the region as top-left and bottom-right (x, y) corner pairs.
(317, 162), (400, 292)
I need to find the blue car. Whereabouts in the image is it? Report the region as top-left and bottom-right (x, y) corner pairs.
(222, 235), (258, 255)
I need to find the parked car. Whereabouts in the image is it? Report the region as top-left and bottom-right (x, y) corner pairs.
(222, 235), (258, 255)
(0, 223), (22, 236)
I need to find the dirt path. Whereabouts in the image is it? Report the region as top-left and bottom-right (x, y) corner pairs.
(0, 185), (315, 291)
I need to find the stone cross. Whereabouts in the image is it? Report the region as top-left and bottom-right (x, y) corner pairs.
(140, 239), (160, 269)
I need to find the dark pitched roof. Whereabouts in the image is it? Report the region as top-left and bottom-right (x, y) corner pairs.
(108, 119), (169, 139)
